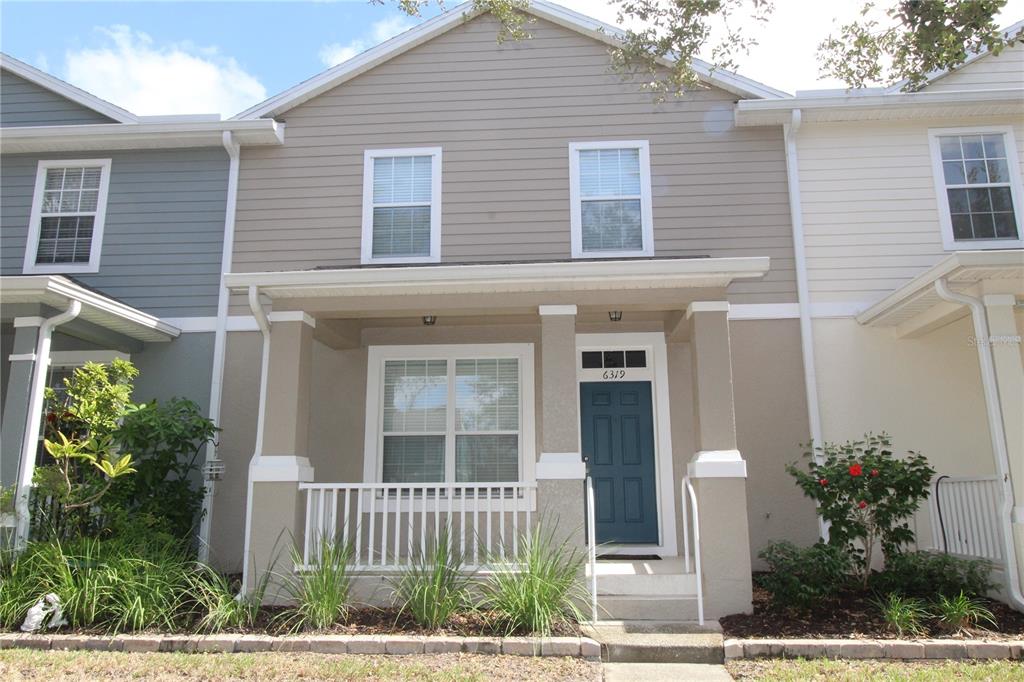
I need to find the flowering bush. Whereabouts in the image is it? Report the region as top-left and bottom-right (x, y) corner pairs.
(787, 433), (935, 586)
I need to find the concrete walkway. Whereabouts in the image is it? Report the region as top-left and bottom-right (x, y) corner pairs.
(604, 662), (733, 681)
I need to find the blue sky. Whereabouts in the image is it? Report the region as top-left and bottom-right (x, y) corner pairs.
(3, 1), (1023, 118)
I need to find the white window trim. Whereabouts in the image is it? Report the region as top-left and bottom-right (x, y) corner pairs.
(362, 343), (536, 487)
(927, 126), (1024, 251)
(23, 158), (112, 274)
(361, 147), (442, 265)
(568, 140), (654, 259)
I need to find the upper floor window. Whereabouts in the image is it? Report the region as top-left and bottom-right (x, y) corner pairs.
(361, 148), (442, 264)
(928, 127), (1023, 250)
(569, 141), (654, 259)
(23, 159), (111, 274)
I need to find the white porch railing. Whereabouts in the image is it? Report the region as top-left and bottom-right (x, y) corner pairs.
(680, 475), (704, 625)
(299, 482), (536, 570)
(929, 475), (1003, 563)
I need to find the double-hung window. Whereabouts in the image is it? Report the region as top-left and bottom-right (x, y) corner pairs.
(928, 127), (1023, 249)
(24, 159), (112, 273)
(569, 141), (654, 258)
(364, 345), (535, 485)
(361, 148), (442, 264)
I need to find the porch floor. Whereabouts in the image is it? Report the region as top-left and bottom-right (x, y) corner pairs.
(588, 557), (692, 577)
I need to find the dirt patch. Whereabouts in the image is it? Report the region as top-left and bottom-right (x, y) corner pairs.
(720, 583), (1024, 640)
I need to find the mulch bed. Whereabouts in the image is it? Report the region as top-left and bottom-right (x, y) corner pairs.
(720, 582), (1024, 640)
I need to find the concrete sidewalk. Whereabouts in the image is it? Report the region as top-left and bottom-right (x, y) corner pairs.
(603, 662), (733, 681)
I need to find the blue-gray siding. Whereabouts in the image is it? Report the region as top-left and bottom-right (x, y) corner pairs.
(0, 69), (116, 127)
(1, 148), (229, 317)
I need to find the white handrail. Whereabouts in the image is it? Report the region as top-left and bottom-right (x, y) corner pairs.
(585, 475), (598, 623)
(683, 476), (704, 625)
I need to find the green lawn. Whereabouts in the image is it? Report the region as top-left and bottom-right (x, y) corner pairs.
(0, 650), (600, 681)
(728, 658), (1024, 681)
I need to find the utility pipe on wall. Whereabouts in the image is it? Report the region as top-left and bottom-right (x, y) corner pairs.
(782, 108), (829, 541)
(14, 300), (82, 547)
(934, 278), (1024, 611)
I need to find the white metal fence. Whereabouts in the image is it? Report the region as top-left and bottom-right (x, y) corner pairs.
(929, 475), (1003, 562)
(299, 482), (536, 570)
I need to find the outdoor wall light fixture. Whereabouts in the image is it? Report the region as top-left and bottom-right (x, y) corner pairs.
(422, 315), (437, 326)
(609, 311), (623, 322)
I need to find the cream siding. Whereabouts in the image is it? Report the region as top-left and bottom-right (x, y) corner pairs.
(797, 115), (1024, 304)
(234, 14), (797, 304)
(923, 43), (1024, 93)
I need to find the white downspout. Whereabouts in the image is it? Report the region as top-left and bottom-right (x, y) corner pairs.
(240, 284), (271, 592)
(14, 299), (82, 548)
(783, 108), (829, 541)
(197, 130), (241, 563)
(934, 278), (1024, 611)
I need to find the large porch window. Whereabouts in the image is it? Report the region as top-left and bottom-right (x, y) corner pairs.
(365, 344), (535, 485)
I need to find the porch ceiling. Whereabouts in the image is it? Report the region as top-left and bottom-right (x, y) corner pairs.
(224, 257), (770, 316)
(856, 250), (1024, 338)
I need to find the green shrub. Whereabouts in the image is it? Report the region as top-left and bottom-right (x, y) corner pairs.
(871, 551), (993, 599)
(873, 593), (929, 637)
(787, 433), (935, 586)
(480, 524), (586, 636)
(934, 591), (996, 635)
(279, 538), (353, 632)
(756, 541), (853, 612)
(393, 529), (471, 630)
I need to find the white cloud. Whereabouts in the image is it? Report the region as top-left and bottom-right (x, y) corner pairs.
(319, 15), (418, 67)
(63, 26), (267, 118)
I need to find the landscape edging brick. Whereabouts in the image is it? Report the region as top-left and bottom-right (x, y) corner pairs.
(0, 632), (599, 659)
(724, 638), (1024, 661)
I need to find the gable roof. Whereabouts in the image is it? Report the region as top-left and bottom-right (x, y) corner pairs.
(233, 0), (787, 120)
(0, 52), (138, 124)
(884, 18), (1024, 93)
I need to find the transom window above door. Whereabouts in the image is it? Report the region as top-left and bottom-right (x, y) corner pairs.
(928, 128), (1023, 250)
(23, 159), (112, 274)
(364, 345), (536, 485)
(569, 141), (654, 258)
(361, 148), (442, 264)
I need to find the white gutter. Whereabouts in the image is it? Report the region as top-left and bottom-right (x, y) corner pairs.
(197, 131), (241, 563)
(782, 109), (829, 541)
(14, 300), (82, 548)
(240, 285), (272, 592)
(934, 279), (1024, 611)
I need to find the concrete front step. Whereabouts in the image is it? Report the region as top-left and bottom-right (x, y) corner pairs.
(597, 595), (700, 621)
(596, 572), (697, 596)
(584, 621), (725, 664)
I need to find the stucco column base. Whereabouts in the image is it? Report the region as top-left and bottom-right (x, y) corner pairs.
(246, 478), (306, 602)
(536, 479), (585, 551)
(691, 476), (754, 618)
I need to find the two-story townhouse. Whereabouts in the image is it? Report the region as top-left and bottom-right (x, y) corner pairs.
(737, 30), (1024, 609)
(209, 0), (825, 621)
(0, 53), (284, 551)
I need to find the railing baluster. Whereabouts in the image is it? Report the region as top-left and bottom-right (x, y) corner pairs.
(512, 485), (519, 559)
(368, 487), (377, 567)
(460, 485), (467, 562)
(473, 487), (480, 568)
(486, 486), (493, 563)
(303, 487), (313, 567)
(499, 485), (506, 561)
(355, 489), (363, 567)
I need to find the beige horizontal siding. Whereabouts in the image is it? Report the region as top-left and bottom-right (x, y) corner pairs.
(234, 14), (796, 304)
(923, 43), (1024, 92)
(797, 116), (1024, 303)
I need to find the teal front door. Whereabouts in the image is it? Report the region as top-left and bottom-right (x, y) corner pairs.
(581, 381), (658, 545)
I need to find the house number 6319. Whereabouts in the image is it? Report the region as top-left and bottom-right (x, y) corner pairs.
(602, 369), (626, 380)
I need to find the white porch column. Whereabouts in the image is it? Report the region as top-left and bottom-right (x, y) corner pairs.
(686, 301), (753, 617)
(244, 312), (316, 594)
(536, 305), (585, 549)
(983, 294), (1024, 589)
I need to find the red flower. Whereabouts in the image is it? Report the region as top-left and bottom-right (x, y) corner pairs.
(870, 469), (879, 477)
(45, 413), (57, 424)
(849, 464), (863, 477)
(858, 500), (868, 509)
(819, 478), (828, 486)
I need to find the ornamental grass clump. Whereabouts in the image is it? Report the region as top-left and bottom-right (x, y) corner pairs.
(873, 593), (929, 638)
(787, 433), (935, 587)
(934, 591), (997, 635)
(189, 564), (269, 633)
(279, 537), (353, 632)
(392, 528), (471, 630)
(481, 523), (586, 636)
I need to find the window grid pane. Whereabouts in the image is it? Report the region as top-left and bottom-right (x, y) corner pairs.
(383, 435), (445, 483)
(938, 134), (1018, 242)
(370, 154), (433, 259)
(581, 198), (643, 251)
(382, 359), (448, 433)
(372, 206), (432, 258)
(34, 165), (103, 266)
(456, 434), (519, 482)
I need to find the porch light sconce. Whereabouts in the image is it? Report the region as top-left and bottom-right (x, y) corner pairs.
(609, 311), (623, 322)
(422, 315), (437, 326)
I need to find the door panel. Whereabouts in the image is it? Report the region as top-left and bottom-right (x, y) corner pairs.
(581, 381), (658, 544)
